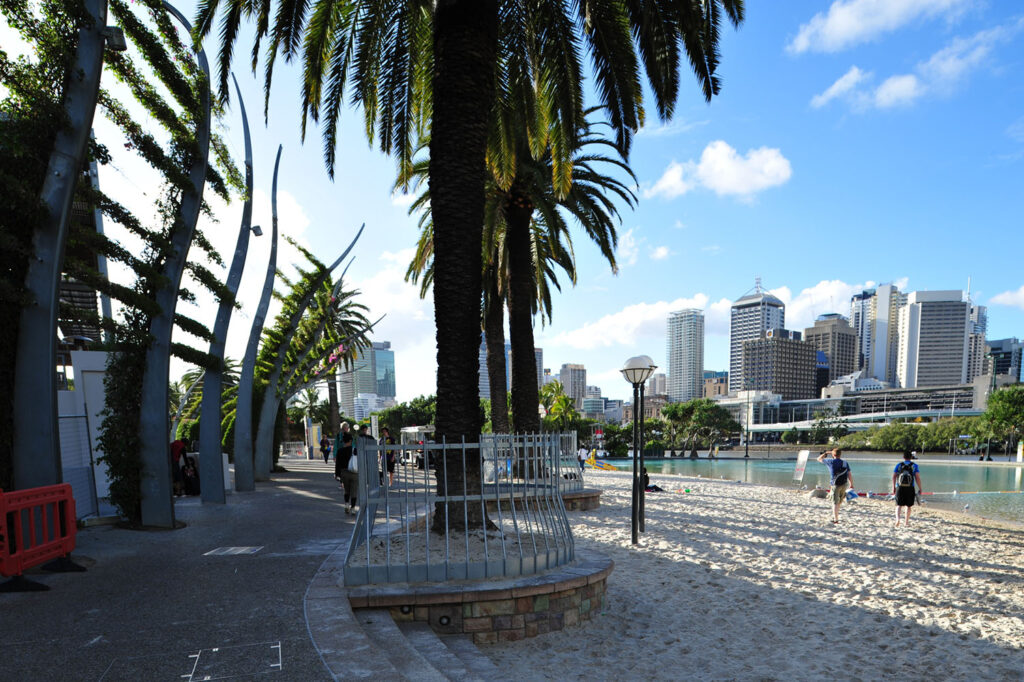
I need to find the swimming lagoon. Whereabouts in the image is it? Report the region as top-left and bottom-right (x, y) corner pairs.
(605, 452), (1024, 526)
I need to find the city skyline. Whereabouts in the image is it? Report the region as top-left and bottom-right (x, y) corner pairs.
(20, 1), (1019, 404)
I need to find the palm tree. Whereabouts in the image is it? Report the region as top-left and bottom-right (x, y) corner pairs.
(194, 0), (745, 532)
(499, 115), (635, 433)
(405, 114), (634, 433)
(539, 380), (566, 416)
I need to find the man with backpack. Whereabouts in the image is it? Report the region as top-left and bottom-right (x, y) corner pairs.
(816, 448), (854, 524)
(892, 450), (923, 527)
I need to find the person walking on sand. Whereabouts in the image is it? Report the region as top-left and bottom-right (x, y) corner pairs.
(577, 444), (588, 473)
(892, 450), (923, 527)
(817, 448), (853, 524)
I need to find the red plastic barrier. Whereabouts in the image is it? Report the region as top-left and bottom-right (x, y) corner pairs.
(0, 483), (77, 578)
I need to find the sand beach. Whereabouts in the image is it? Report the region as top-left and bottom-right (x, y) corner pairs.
(486, 469), (1024, 681)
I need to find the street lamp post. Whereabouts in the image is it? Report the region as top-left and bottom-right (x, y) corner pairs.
(621, 355), (657, 545)
(744, 379), (751, 459)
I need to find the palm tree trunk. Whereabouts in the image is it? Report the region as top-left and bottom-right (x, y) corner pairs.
(505, 191), (540, 433)
(327, 365), (340, 435)
(429, 0), (498, 533)
(484, 273), (509, 434)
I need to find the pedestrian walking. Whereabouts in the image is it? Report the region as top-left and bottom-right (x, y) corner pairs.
(816, 448), (853, 524)
(892, 450), (924, 527)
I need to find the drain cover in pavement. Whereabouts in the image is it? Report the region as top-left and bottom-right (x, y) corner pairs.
(203, 546), (264, 556)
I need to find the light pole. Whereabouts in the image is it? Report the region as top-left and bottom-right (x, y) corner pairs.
(744, 379), (751, 459)
(621, 355), (657, 545)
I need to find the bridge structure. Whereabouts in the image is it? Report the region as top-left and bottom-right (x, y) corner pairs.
(747, 407), (985, 434)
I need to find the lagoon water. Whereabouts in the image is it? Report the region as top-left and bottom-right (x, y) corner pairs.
(608, 452), (1024, 526)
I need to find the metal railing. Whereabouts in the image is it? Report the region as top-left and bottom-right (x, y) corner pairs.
(343, 432), (576, 586)
(58, 415), (98, 519)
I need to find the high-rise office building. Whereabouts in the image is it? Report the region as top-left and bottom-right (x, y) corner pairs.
(667, 309), (704, 402)
(372, 341), (396, 399)
(478, 338), (544, 398)
(729, 285), (784, 392)
(559, 363), (587, 407)
(896, 291), (970, 388)
(849, 283), (906, 383)
(965, 304), (987, 382)
(803, 313), (857, 383)
(702, 370), (728, 398)
(742, 328), (817, 400)
(986, 338), (1023, 382)
(338, 343), (385, 417)
(647, 372), (667, 396)
(477, 335), (511, 399)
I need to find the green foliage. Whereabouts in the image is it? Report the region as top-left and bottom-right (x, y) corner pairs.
(811, 407), (848, 444)
(598, 421), (630, 458)
(375, 395), (437, 436)
(836, 417), (987, 453)
(662, 399), (740, 450)
(176, 418), (199, 443)
(781, 428), (800, 445)
(984, 385), (1024, 445)
(543, 394), (580, 432)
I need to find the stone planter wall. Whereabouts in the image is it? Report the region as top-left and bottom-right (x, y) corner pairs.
(347, 550), (612, 645)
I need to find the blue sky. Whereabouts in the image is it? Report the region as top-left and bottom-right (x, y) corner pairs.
(5, 0), (1023, 403)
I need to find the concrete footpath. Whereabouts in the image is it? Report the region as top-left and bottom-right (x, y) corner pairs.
(1, 455), (354, 681)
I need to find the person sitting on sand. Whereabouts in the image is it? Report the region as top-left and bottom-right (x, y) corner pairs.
(892, 450), (923, 527)
(642, 467), (664, 492)
(816, 448), (853, 524)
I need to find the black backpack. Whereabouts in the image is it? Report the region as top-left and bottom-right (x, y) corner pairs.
(896, 462), (915, 487)
(831, 460), (849, 487)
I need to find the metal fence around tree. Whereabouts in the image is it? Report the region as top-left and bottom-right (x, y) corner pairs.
(343, 432), (577, 586)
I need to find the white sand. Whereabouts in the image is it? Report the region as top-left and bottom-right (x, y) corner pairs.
(485, 469), (1024, 680)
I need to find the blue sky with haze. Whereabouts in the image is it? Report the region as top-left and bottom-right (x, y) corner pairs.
(4, 0), (1022, 403)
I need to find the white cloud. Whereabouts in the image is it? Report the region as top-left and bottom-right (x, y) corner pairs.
(811, 66), (870, 108)
(813, 20), (1023, 111)
(767, 278), (900, 331)
(616, 228), (640, 266)
(701, 245), (721, 253)
(650, 246), (670, 261)
(787, 0), (972, 54)
(644, 141), (792, 200)
(644, 161), (694, 199)
(549, 295), (711, 350)
(390, 191), (417, 207)
(673, 220), (686, 230)
(695, 141), (793, 198)
(990, 285), (1024, 310)
(920, 22), (1020, 89)
(1008, 117), (1024, 143)
(637, 118), (709, 138)
(874, 74), (924, 108)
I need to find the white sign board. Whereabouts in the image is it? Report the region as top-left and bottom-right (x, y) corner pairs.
(793, 449), (811, 481)
(1017, 441), (1023, 463)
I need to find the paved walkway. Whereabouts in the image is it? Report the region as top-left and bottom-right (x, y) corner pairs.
(1, 454), (354, 681)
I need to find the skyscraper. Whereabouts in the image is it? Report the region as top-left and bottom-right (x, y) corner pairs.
(666, 309), (704, 402)
(896, 291), (970, 388)
(742, 328), (817, 400)
(338, 345), (381, 417)
(803, 313), (857, 383)
(986, 338), (1023, 382)
(849, 284), (906, 383)
(559, 363), (587, 407)
(372, 341), (396, 399)
(965, 304), (987, 382)
(478, 337), (544, 397)
(729, 284), (784, 392)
